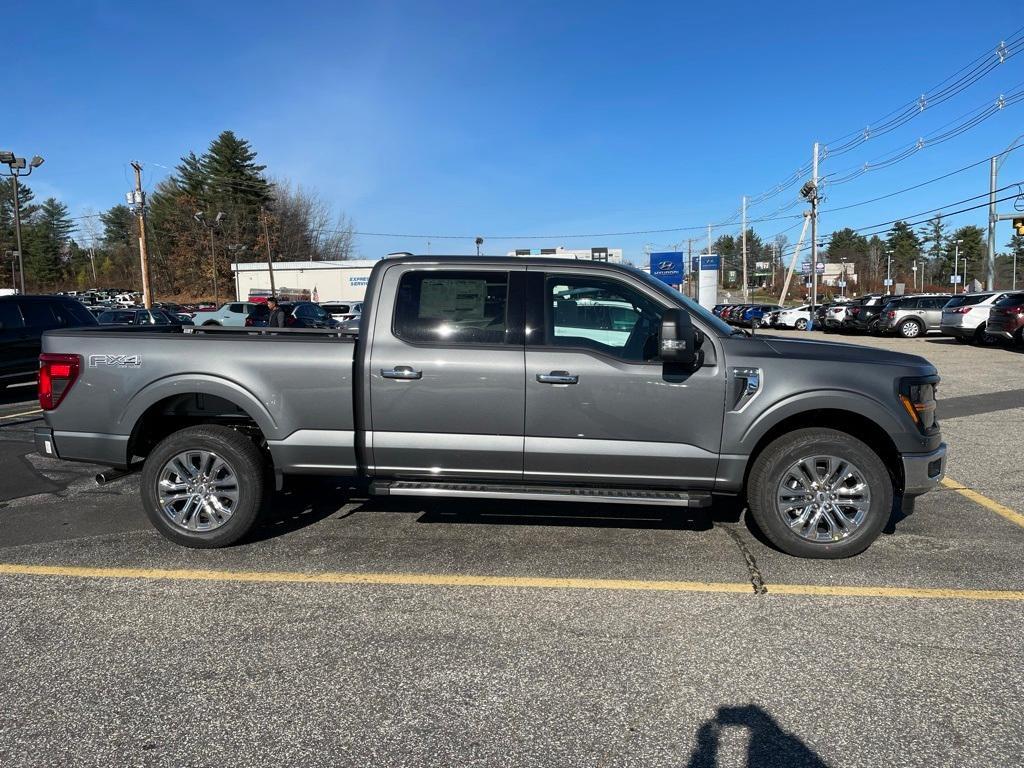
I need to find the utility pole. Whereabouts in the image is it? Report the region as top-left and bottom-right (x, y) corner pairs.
(260, 207), (277, 295)
(810, 143), (819, 323)
(88, 247), (97, 283)
(886, 250), (893, 292)
(987, 156), (997, 291)
(741, 195), (748, 302)
(129, 161), (153, 308)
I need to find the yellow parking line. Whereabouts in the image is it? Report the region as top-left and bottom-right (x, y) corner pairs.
(942, 476), (1024, 529)
(1, 563), (1022, 601)
(0, 408), (41, 420)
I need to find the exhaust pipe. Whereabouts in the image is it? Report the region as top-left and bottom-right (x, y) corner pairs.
(95, 468), (134, 486)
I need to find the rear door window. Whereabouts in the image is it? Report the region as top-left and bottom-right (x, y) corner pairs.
(0, 303), (25, 330)
(18, 301), (63, 329)
(994, 292), (1024, 308)
(394, 271), (510, 345)
(58, 301), (97, 325)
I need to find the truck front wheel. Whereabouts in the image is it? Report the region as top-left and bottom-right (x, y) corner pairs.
(746, 428), (892, 558)
(141, 425), (266, 548)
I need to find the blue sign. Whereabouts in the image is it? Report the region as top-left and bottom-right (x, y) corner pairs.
(650, 252), (683, 285)
(699, 255), (721, 270)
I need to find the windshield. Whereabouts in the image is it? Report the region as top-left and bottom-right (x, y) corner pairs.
(624, 265), (734, 336)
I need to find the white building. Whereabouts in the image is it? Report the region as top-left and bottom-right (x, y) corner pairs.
(507, 246), (624, 263)
(232, 260), (377, 303)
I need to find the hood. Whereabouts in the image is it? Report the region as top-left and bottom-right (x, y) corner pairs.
(761, 336), (935, 371)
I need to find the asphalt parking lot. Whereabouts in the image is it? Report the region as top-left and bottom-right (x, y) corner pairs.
(0, 334), (1022, 767)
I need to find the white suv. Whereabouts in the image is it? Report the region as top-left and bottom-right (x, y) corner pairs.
(940, 292), (1012, 345)
(773, 304), (817, 330)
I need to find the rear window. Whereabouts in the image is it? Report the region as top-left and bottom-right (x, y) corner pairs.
(322, 303), (351, 314)
(994, 292), (1024, 308)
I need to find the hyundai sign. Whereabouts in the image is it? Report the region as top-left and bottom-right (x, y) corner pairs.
(650, 252), (683, 285)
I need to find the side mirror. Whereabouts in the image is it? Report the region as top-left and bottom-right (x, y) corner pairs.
(659, 308), (699, 367)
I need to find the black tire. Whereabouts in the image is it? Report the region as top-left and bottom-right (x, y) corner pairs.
(141, 425), (266, 548)
(751, 318), (761, 329)
(867, 319), (881, 336)
(971, 325), (999, 346)
(897, 319), (924, 339)
(746, 428), (892, 559)
(794, 318), (808, 331)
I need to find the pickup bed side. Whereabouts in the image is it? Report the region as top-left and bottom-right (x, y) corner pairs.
(38, 329), (357, 477)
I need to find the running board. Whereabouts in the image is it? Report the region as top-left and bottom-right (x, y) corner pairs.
(371, 481), (712, 508)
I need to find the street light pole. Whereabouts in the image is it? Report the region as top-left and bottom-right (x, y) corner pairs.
(0, 151), (45, 294)
(953, 239), (963, 294)
(885, 249), (893, 293)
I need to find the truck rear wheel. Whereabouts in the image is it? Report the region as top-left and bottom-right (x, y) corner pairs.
(141, 425), (266, 548)
(746, 428), (892, 558)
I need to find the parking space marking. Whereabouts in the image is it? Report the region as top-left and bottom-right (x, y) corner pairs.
(0, 409), (42, 420)
(942, 476), (1024, 529)
(1, 563), (1023, 601)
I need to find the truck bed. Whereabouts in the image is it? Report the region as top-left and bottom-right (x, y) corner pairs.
(39, 327), (358, 475)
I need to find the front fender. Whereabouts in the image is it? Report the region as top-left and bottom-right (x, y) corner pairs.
(735, 388), (907, 452)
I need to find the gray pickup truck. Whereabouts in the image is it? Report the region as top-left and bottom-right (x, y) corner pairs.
(35, 255), (946, 558)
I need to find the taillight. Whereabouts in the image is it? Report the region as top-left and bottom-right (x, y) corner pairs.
(850, 307), (861, 315)
(244, 316), (254, 326)
(947, 306), (971, 314)
(886, 311), (896, 319)
(39, 353), (81, 411)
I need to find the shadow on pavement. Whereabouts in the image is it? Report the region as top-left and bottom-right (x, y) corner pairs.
(408, 496), (741, 531)
(247, 477), (362, 543)
(686, 705), (830, 768)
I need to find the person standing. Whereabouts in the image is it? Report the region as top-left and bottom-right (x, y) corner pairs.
(266, 297), (286, 328)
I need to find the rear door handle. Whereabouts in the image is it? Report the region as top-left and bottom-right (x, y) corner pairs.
(381, 366), (422, 380)
(536, 371), (578, 385)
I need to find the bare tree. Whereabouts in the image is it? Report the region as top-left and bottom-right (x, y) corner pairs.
(269, 181), (355, 261)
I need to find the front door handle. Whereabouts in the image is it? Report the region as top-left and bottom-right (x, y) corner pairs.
(536, 371), (578, 385)
(381, 366), (422, 380)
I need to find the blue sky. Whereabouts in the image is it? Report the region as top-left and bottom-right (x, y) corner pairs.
(9, 1), (1024, 263)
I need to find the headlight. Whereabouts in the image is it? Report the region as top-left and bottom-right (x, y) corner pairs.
(899, 376), (939, 433)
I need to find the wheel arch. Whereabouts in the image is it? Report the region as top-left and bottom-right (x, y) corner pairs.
(742, 408), (904, 495)
(121, 375), (277, 463)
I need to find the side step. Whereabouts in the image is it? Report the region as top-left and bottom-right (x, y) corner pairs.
(371, 481), (712, 508)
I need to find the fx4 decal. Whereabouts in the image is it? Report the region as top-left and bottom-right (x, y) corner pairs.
(88, 354), (142, 368)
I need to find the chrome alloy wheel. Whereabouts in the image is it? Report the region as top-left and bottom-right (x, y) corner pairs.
(775, 455), (871, 542)
(157, 450), (239, 532)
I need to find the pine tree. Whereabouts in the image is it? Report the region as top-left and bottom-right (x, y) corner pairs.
(884, 221), (922, 285)
(918, 215), (946, 288)
(24, 198), (74, 289)
(944, 225), (985, 288)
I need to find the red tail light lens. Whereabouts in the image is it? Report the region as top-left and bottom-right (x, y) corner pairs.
(850, 307), (861, 315)
(949, 306), (971, 314)
(886, 311), (896, 319)
(244, 316), (254, 326)
(39, 353), (81, 411)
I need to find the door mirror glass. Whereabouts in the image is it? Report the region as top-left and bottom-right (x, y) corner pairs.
(659, 308), (698, 367)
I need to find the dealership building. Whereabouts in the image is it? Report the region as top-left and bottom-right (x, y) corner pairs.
(507, 246), (624, 263)
(231, 260), (377, 303)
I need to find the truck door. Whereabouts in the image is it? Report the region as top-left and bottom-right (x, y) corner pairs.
(367, 264), (526, 480)
(523, 268), (726, 488)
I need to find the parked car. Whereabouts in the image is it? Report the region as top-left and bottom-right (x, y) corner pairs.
(739, 304), (782, 329)
(321, 301), (363, 322)
(36, 254), (945, 558)
(985, 291), (1024, 344)
(822, 301), (852, 331)
(192, 301), (260, 327)
(113, 293), (138, 307)
(773, 304), (818, 330)
(0, 295), (98, 389)
(877, 295), (953, 338)
(839, 295), (887, 334)
(940, 292), (1011, 345)
(97, 308), (190, 329)
(244, 301), (336, 328)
